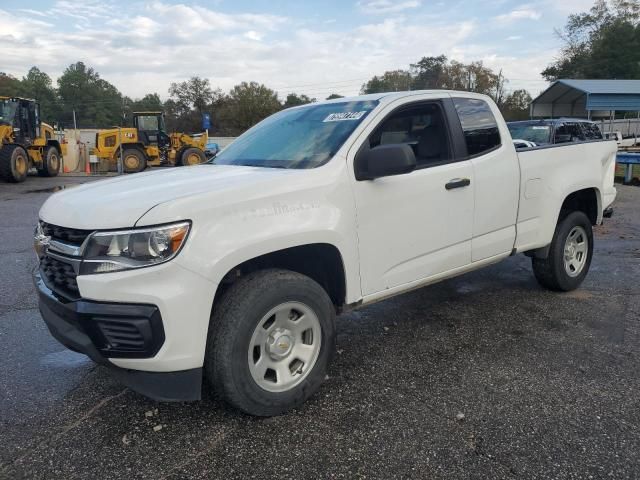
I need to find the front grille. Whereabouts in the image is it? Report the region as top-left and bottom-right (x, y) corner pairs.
(41, 222), (92, 245)
(40, 255), (79, 300)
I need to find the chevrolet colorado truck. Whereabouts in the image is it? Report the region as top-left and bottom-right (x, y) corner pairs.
(34, 91), (617, 416)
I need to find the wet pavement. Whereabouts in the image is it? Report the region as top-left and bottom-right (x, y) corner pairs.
(1, 175), (639, 479)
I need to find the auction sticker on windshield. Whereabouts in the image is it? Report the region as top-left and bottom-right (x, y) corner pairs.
(323, 111), (367, 122)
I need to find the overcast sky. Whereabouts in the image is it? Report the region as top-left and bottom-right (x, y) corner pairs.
(1, 0), (593, 100)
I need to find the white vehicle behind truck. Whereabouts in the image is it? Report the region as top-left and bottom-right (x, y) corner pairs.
(34, 91), (617, 416)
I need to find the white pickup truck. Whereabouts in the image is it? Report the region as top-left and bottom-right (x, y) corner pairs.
(34, 91), (617, 416)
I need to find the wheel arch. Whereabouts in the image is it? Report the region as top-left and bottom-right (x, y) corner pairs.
(46, 139), (62, 155)
(558, 187), (602, 226)
(115, 143), (149, 161)
(211, 243), (348, 315)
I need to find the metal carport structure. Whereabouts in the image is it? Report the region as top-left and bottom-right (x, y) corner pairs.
(530, 79), (640, 119)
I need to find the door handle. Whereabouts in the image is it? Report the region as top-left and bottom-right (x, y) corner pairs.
(445, 178), (471, 190)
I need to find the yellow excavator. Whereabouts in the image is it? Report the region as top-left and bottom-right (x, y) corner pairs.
(0, 96), (65, 183)
(92, 111), (208, 173)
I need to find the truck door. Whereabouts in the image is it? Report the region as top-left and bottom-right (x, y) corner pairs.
(451, 97), (519, 261)
(350, 96), (474, 296)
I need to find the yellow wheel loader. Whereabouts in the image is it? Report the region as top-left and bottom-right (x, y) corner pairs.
(92, 112), (208, 173)
(0, 97), (65, 183)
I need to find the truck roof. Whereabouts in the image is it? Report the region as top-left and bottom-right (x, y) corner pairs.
(0, 96), (36, 102)
(319, 90), (490, 105)
(509, 118), (598, 125)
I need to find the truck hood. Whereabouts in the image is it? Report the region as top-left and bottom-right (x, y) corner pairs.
(39, 165), (293, 229)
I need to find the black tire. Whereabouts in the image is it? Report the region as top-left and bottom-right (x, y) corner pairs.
(0, 144), (29, 183)
(178, 147), (206, 166)
(122, 148), (146, 173)
(205, 269), (336, 416)
(37, 146), (60, 177)
(532, 211), (594, 291)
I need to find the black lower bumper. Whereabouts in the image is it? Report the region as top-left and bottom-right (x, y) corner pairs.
(35, 272), (202, 401)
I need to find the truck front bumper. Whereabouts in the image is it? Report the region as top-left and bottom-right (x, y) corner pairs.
(35, 272), (202, 401)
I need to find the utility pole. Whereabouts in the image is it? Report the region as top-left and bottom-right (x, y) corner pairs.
(117, 99), (125, 175)
(72, 109), (77, 130)
(118, 127), (124, 175)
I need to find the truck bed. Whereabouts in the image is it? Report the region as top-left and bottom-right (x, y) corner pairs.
(514, 140), (618, 253)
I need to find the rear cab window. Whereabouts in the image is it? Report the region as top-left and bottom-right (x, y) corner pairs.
(452, 98), (501, 157)
(581, 122), (603, 140)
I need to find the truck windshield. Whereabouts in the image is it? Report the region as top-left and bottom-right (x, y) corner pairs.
(0, 100), (18, 126)
(507, 122), (552, 144)
(213, 100), (378, 169)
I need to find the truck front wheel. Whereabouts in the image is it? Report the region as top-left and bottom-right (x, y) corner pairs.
(532, 211), (594, 291)
(178, 147), (206, 166)
(0, 145), (29, 183)
(205, 269), (336, 416)
(37, 146), (60, 177)
(122, 149), (146, 173)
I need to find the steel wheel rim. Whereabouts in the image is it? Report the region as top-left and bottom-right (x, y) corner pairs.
(563, 225), (588, 277)
(15, 153), (27, 175)
(124, 154), (139, 170)
(50, 153), (59, 171)
(248, 301), (322, 393)
(186, 153), (200, 165)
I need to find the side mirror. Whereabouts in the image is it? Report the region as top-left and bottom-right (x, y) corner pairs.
(356, 144), (416, 181)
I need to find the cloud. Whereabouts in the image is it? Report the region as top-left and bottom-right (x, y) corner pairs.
(357, 0), (422, 14)
(495, 7), (542, 23)
(1, 1), (551, 101)
(244, 30), (263, 41)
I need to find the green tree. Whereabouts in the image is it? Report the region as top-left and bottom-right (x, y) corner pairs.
(283, 93), (315, 108)
(222, 81), (282, 133)
(168, 76), (216, 115)
(361, 70), (412, 94)
(0, 72), (22, 98)
(57, 62), (123, 128)
(326, 93), (344, 100)
(501, 89), (533, 120)
(542, 0), (640, 80)
(410, 55), (448, 89)
(361, 57), (507, 104)
(131, 93), (164, 112)
(19, 67), (58, 124)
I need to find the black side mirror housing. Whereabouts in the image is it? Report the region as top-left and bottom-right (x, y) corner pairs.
(355, 144), (416, 180)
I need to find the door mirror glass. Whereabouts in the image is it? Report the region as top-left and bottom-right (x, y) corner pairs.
(356, 144), (416, 180)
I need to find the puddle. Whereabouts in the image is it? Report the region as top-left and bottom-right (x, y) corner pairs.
(23, 185), (77, 194)
(41, 350), (91, 368)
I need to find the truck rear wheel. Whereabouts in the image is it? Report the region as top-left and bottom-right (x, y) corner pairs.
(205, 269), (336, 416)
(122, 149), (146, 173)
(37, 146), (60, 177)
(0, 145), (29, 183)
(178, 147), (206, 166)
(532, 211), (593, 291)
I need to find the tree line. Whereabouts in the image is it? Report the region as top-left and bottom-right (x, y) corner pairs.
(542, 0), (640, 80)
(0, 63), (331, 136)
(359, 55), (533, 121)
(0, 57), (533, 138)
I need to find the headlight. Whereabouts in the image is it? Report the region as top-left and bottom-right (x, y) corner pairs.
(80, 222), (190, 275)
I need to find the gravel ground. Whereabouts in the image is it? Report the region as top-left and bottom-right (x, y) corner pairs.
(0, 174), (639, 480)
